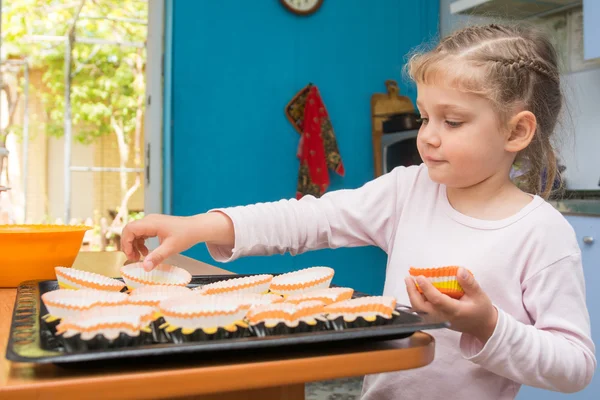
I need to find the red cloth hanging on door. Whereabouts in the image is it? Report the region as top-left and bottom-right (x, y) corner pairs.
(287, 84), (345, 200)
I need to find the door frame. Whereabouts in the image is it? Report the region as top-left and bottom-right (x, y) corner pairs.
(144, 0), (172, 216)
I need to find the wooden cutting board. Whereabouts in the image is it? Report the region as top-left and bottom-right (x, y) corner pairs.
(371, 80), (415, 177)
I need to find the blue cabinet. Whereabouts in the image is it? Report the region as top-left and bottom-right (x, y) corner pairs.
(517, 215), (599, 399)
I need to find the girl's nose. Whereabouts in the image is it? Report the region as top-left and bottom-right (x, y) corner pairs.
(418, 122), (441, 148)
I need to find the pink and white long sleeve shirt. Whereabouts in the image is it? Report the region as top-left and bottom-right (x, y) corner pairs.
(207, 164), (596, 399)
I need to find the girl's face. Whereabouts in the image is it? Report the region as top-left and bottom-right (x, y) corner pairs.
(416, 83), (513, 188)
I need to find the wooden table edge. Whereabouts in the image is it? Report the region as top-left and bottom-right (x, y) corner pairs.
(1, 332), (434, 399)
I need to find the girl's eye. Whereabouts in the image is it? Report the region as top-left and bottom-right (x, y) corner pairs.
(417, 117), (428, 125)
(445, 120), (463, 128)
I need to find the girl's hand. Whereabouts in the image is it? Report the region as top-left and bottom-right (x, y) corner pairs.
(121, 212), (234, 271)
(405, 268), (498, 344)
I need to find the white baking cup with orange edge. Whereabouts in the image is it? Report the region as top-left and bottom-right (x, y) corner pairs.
(269, 266), (334, 297)
(55, 267), (126, 292)
(247, 300), (325, 328)
(193, 274), (273, 295)
(128, 285), (192, 308)
(72, 304), (157, 327)
(120, 263), (192, 289)
(285, 287), (354, 305)
(324, 295), (397, 322)
(41, 288), (128, 320)
(57, 314), (144, 340)
(220, 293), (284, 312)
(158, 293), (248, 332)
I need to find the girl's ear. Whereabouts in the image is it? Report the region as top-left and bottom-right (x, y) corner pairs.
(505, 110), (536, 153)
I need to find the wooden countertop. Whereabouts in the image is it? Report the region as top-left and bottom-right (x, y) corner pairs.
(1, 252), (436, 400)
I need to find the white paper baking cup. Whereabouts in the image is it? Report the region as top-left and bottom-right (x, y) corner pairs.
(57, 314), (144, 340)
(285, 287), (354, 305)
(41, 288), (129, 319)
(269, 266), (334, 296)
(120, 262), (192, 289)
(158, 294), (248, 331)
(194, 274), (273, 295)
(221, 293), (284, 311)
(55, 267), (126, 292)
(247, 300), (325, 327)
(324, 296), (397, 321)
(128, 285), (192, 308)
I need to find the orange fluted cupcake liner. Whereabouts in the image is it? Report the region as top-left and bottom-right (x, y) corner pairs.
(55, 267), (126, 292)
(269, 266), (334, 296)
(194, 274), (273, 295)
(285, 287), (354, 305)
(409, 266), (473, 299)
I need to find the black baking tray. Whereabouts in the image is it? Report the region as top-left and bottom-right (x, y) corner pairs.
(5, 274), (449, 366)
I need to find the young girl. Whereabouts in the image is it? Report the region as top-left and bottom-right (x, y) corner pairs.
(122, 24), (596, 399)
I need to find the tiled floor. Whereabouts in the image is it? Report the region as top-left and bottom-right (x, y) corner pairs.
(305, 377), (364, 400)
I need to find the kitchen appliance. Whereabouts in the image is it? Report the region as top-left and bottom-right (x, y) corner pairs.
(371, 81), (419, 177)
(381, 130), (422, 174)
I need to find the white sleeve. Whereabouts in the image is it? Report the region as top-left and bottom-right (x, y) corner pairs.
(460, 253), (596, 393)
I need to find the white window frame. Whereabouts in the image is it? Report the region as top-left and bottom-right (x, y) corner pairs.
(144, 0), (167, 216)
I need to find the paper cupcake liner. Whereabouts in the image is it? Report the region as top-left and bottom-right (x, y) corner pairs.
(55, 267), (126, 292)
(56, 313), (151, 353)
(194, 274), (273, 295)
(161, 322), (250, 344)
(75, 304), (157, 326)
(324, 296), (397, 320)
(59, 331), (152, 352)
(41, 288), (129, 320)
(327, 311), (401, 331)
(120, 262), (192, 289)
(285, 287), (354, 305)
(249, 318), (327, 337)
(159, 294), (249, 331)
(221, 293), (284, 311)
(409, 266), (473, 299)
(269, 266), (334, 296)
(128, 285), (192, 307)
(247, 300), (325, 328)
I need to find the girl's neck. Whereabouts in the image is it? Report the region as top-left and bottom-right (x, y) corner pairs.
(445, 172), (534, 221)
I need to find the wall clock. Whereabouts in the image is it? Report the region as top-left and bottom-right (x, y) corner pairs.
(280, 0), (324, 16)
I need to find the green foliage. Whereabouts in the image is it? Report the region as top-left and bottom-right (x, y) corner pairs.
(1, 0), (147, 144)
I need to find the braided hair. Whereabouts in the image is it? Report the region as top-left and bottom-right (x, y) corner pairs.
(407, 23), (563, 198)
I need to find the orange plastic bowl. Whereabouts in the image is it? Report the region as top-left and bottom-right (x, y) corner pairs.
(0, 225), (92, 287)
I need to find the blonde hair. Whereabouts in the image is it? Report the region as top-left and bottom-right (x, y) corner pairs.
(407, 24), (562, 199)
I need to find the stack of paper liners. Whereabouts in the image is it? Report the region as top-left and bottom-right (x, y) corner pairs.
(55, 305), (156, 351)
(324, 296), (398, 330)
(246, 300), (327, 337)
(158, 294), (250, 343)
(409, 266), (473, 299)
